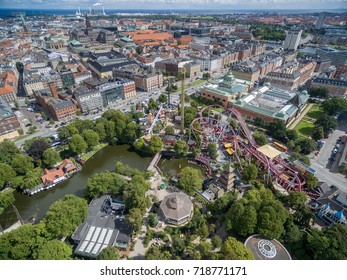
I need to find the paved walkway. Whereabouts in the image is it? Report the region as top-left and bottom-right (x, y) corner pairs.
(128, 153), (163, 259)
(288, 103), (314, 130)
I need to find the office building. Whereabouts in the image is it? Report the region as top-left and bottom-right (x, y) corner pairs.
(315, 12), (327, 29)
(283, 30), (302, 51)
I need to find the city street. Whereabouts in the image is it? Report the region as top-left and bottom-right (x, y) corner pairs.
(310, 121), (347, 192)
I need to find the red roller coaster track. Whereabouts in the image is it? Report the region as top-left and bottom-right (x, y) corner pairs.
(190, 105), (317, 195)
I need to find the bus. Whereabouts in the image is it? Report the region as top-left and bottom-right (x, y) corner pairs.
(272, 141), (288, 152)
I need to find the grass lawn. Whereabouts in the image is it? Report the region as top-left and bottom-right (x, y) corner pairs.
(306, 104), (323, 120)
(295, 120), (315, 137)
(81, 143), (108, 162)
(14, 133), (36, 142)
(190, 79), (205, 87)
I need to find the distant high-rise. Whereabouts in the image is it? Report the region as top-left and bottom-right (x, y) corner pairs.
(283, 30), (302, 51)
(315, 12), (327, 29)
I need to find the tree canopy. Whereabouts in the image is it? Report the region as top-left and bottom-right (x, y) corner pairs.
(34, 240), (72, 260)
(43, 195), (88, 238)
(97, 246), (119, 260)
(69, 134), (88, 155)
(179, 167), (203, 195)
(242, 163), (258, 182)
(253, 132), (268, 146)
(42, 148), (61, 167)
(174, 140), (187, 155)
(220, 237), (254, 260)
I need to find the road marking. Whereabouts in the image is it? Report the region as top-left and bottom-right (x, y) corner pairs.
(313, 163), (323, 168)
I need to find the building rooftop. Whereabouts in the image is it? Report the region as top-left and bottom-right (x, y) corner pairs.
(72, 195), (132, 258)
(0, 96), (14, 120)
(160, 193), (193, 222)
(245, 234), (292, 260)
(202, 70), (249, 97)
(233, 85), (307, 121)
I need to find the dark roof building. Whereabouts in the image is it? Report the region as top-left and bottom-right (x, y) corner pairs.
(72, 195), (132, 258)
(159, 193), (193, 226)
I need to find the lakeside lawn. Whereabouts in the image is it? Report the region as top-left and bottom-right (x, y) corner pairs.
(295, 120), (315, 137)
(81, 143), (108, 162)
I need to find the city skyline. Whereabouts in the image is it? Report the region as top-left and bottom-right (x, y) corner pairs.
(0, 0), (346, 10)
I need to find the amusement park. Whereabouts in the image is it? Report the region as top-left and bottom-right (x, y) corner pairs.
(186, 103), (317, 197)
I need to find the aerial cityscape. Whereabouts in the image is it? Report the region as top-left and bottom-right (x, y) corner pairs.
(0, 1), (346, 261)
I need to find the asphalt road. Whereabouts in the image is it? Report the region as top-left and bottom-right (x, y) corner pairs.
(310, 122), (347, 192)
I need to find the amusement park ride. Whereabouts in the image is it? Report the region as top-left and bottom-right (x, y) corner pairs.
(190, 104), (317, 197)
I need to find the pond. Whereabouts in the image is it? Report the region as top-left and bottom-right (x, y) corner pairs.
(0, 145), (153, 228)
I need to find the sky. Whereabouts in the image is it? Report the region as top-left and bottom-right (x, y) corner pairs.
(0, 0), (346, 10)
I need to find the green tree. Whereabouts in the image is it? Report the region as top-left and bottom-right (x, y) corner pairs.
(145, 245), (172, 260)
(267, 120), (286, 141)
(158, 93), (168, 103)
(207, 143), (218, 159)
(24, 137), (51, 161)
(0, 224), (47, 260)
(148, 213), (158, 227)
(34, 240), (72, 260)
(242, 163), (258, 182)
(296, 138), (318, 155)
(0, 140), (21, 164)
(86, 171), (126, 199)
(97, 246), (119, 260)
(127, 208), (143, 234)
(254, 117), (265, 128)
(308, 87), (329, 99)
(339, 163), (347, 175)
(135, 46), (143, 55)
(202, 72), (211, 80)
(69, 134), (88, 155)
(0, 163), (16, 188)
(43, 195), (88, 238)
(57, 127), (70, 141)
(0, 189), (15, 215)
(286, 129), (299, 141)
(124, 177), (150, 214)
(148, 135), (163, 154)
(305, 173), (318, 189)
(174, 140), (187, 155)
(212, 236), (223, 249)
(312, 126), (324, 141)
(257, 203), (288, 239)
(82, 129), (99, 149)
(289, 151), (311, 165)
(104, 120), (115, 140)
(165, 125), (175, 135)
(321, 97), (347, 116)
(42, 148), (61, 167)
(134, 137), (146, 152)
(253, 132), (268, 146)
(11, 154), (34, 175)
(94, 122), (106, 141)
(288, 191), (307, 210)
(315, 114), (337, 133)
(199, 241), (213, 259)
(220, 237), (254, 260)
(307, 225), (347, 260)
(179, 167), (203, 194)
